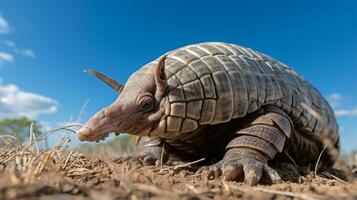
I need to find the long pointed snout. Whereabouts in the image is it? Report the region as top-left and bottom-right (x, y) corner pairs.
(76, 105), (123, 142)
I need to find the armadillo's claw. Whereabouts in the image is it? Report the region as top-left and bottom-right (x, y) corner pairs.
(115, 132), (120, 136)
(240, 161), (264, 186)
(222, 161), (244, 181)
(197, 148), (282, 185)
(263, 165), (282, 183)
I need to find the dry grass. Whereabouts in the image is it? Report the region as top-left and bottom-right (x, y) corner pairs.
(0, 128), (357, 200)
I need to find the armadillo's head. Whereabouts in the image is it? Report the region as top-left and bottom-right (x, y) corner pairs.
(76, 56), (167, 142)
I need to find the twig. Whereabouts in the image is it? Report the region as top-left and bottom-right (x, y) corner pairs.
(186, 184), (199, 194)
(173, 158), (205, 169)
(314, 144), (328, 175)
(160, 158), (206, 171)
(132, 183), (176, 197)
(284, 151), (298, 168)
(35, 125), (81, 141)
(30, 123), (40, 154)
(221, 180), (231, 193)
(252, 187), (318, 200)
(321, 171), (347, 185)
(0, 135), (18, 140)
(228, 184), (318, 200)
(77, 99), (90, 123)
(160, 143), (165, 167)
(62, 151), (74, 170)
(29, 122), (34, 144)
(0, 135), (18, 153)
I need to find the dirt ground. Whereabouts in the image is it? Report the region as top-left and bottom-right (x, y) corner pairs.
(0, 138), (356, 200)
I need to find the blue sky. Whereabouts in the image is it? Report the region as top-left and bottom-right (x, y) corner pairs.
(0, 0), (356, 152)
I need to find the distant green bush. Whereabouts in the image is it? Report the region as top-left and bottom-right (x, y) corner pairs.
(77, 134), (137, 156)
(0, 117), (43, 143)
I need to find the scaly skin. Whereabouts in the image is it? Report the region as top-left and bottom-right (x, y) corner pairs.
(77, 42), (340, 185)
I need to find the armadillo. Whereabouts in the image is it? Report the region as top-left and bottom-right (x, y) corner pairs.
(77, 42), (339, 185)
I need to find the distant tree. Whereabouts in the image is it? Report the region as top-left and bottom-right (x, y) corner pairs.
(106, 134), (136, 153)
(78, 134), (136, 156)
(0, 117), (43, 143)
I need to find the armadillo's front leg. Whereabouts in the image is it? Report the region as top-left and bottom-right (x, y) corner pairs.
(134, 136), (170, 166)
(201, 105), (292, 185)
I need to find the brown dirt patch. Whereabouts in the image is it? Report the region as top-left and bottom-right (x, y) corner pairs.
(0, 141), (356, 200)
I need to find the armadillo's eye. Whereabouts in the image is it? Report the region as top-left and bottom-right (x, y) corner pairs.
(140, 100), (154, 112)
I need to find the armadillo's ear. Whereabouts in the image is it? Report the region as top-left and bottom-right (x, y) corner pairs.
(155, 55), (167, 99)
(155, 55), (167, 82)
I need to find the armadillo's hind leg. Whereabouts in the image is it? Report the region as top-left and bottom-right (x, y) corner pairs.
(133, 136), (170, 166)
(200, 105), (292, 185)
(224, 105), (292, 185)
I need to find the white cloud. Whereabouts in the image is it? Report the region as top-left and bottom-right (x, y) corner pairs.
(0, 17), (36, 60)
(1, 40), (36, 60)
(327, 93), (342, 108)
(19, 49), (36, 59)
(0, 15), (11, 34)
(334, 109), (357, 117)
(326, 92), (357, 117)
(3, 40), (15, 47)
(0, 80), (58, 119)
(0, 52), (14, 64)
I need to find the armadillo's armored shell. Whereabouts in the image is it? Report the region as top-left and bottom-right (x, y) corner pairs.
(146, 42), (339, 157)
